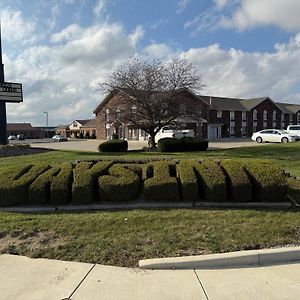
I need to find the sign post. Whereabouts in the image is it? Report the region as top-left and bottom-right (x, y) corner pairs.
(0, 25), (23, 145)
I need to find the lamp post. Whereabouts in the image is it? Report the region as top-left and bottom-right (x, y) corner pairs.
(43, 111), (48, 138)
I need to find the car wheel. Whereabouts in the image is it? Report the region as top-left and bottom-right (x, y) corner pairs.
(256, 137), (262, 143)
(281, 137), (288, 143)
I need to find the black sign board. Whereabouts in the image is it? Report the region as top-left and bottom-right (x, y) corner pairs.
(0, 82), (23, 102)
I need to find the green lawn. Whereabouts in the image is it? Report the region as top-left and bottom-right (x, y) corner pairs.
(0, 142), (300, 176)
(0, 209), (300, 267)
(0, 143), (299, 266)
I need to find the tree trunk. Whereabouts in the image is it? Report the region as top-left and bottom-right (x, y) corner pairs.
(148, 134), (156, 149)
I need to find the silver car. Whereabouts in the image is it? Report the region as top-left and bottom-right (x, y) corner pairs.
(251, 129), (299, 143)
(52, 135), (68, 142)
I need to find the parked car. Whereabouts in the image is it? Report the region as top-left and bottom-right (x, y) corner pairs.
(251, 129), (299, 143)
(286, 125), (300, 137)
(8, 135), (16, 140)
(52, 135), (68, 142)
(17, 134), (25, 140)
(155, 126), (195, 143)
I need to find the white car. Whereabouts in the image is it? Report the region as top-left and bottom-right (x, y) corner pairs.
(251, 129), (299, 143)
(8, 135), (16, 140)
(286, 125), (300, 137)
(155, 126), (194, 143)
(52, 135), (68, 142)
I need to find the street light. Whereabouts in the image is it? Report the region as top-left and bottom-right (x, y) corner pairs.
(43, 111), (48, 138)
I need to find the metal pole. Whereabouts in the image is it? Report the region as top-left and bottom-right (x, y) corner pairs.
(44, 112), (48, 138)
(0, 21), (7, 145)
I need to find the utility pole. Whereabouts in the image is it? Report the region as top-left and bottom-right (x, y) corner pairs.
(44, 111), (48, 138)
(0, 22), (7, 145)
(0, 21), (23, 145)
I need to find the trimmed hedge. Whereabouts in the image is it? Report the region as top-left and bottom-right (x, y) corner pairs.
(157, 137), (209, 152)
(0, 159), (289, 205)
(28, 166), (61, 204)
(98, 139), (128, 152)
(193, 160), (227, 202)
(144, 161), (180, 202)
(244, 160), (288, 202)
(98, 164), (140, 202)
(50, 163), (73, 205)
(0, 164), (50, 206)
(72, 161), (112, 204)
(220, 160), (252, 202)
(180, 137), (209, 151)
(176, 160), (199, 202)
(157, 138), (183, 152)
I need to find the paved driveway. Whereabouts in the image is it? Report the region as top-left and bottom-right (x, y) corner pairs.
(26, 138), (264, 152)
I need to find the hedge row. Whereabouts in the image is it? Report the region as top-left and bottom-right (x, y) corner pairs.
(157, 137), (209, 152)
(0, 159), (288, 206)
(99, 164), (140, 202)
(144, 161), (180, 202)
(98, 139), (128, 152)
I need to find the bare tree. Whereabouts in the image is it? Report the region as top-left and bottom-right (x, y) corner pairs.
(100, 58), (204, 148)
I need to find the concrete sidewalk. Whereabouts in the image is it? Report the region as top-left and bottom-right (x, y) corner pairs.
(1, 254), (300, 300)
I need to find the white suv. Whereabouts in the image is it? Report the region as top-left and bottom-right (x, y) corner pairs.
(286, 125), (300, 137)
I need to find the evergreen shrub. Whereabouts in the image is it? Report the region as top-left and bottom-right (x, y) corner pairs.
(98, 139), (128, 152)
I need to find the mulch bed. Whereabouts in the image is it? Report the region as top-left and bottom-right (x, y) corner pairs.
(0, 145), (52, 158)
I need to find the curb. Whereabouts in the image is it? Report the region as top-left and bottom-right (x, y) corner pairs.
(0, 201), (293, 213)
(139, 247), (300, 270)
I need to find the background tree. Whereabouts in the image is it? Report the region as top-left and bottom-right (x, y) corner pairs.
(100, 58), (204, 148)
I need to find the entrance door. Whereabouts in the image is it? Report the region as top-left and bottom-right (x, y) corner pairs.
(208, 125), (220, 139)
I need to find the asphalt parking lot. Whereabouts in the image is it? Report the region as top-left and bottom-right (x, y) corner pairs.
(15, 138), (265, 152)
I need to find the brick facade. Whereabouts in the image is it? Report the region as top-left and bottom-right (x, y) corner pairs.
(94, 90), (300, 140)
(94, 89), (209, 140)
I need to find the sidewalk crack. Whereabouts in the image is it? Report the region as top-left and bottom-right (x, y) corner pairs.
(67, 263), (96, 299)
(193, 269), (210, 300)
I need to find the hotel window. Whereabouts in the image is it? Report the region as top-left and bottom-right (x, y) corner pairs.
(272, 111), (277, 128)
(132, 105), (137, 115)
(253, 109), (257, 121)
(290, 113), (293, 124)
(105, 109), (110, 122)
(230, 111), (235, 120)
(253, 126), (257, 133)
(242, 112), (247, 121)
(263, 110), (268, 121)
(230, 126), (235, 135)
(242, 126), (247, 136)
(297, 112), (300, 124)
(217, 110), (222, 118)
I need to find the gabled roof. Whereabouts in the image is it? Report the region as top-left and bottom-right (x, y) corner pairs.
(240, 97), (270, 110)
(199, 95), (248, 111)
(81, 119), (96, 127)
(75, 119), (92, 125)
(276, 102), (300, 114)
(198, 95), (285, 112)
(93, 88), (209, 115)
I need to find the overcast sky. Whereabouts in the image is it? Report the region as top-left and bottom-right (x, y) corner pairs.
(1, 0), (300, 126)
